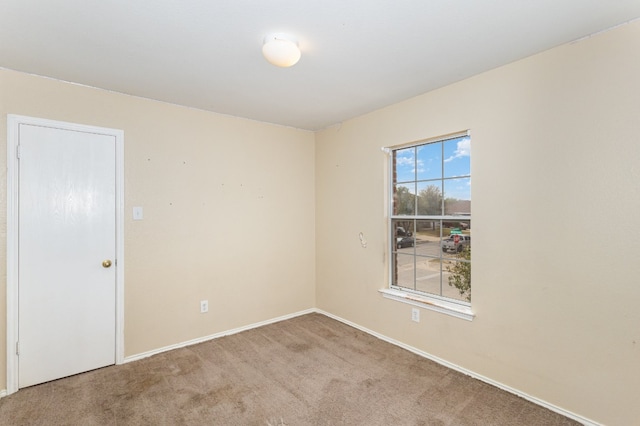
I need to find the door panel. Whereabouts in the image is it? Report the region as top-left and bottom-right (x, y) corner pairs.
(18, 124), (116, 388)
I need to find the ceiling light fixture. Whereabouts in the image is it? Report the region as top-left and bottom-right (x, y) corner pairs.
(262, 33), (301, 68)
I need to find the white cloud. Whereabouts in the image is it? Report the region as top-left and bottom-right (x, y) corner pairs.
(396, 156), (413, 166)
(444, 137), (470, 163)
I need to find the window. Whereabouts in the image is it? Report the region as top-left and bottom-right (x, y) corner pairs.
(383, 132), (472, 319)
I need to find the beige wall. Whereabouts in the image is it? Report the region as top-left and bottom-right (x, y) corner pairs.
(2, 19), (639, 426)
(315, 21), (640, 426)
(0, 70), (316, 389)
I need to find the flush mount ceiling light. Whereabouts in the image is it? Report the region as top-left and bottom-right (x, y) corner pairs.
(262, 33), (301, 68)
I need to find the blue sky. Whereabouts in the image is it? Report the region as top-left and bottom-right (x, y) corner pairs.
(395, 136), (470, 201)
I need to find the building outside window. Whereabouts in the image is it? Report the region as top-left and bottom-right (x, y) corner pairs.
(390, 131), (471, 306)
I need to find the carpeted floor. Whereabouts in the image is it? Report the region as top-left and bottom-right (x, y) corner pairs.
(0, 313), (579, 425)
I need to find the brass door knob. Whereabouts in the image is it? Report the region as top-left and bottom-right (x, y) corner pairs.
(102, 260), (112, 268)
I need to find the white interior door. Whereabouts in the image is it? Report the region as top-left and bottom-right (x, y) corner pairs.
(17, 123), (117, 388)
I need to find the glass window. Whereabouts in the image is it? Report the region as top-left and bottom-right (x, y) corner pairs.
(390, 133), (471, 304)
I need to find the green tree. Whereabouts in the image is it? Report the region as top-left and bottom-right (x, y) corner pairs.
(417, 185), (442, 215)
(447, 246), (471, 301)
(394, 186), (415, 215)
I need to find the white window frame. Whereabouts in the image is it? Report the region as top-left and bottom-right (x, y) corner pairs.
(379, 131), (474, 321)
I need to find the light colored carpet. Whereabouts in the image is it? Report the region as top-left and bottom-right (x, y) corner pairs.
(0, 313), (579, 425)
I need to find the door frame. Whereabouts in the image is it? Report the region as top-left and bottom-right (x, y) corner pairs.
(6, 115), (125, 395)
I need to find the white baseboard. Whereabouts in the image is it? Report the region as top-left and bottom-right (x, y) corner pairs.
(316, 309), (597, 426)
(0, 389), (6, 399)
(123, 308), (316, 364)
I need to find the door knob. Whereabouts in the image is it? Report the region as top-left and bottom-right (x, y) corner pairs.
(102, 259), (112, 268)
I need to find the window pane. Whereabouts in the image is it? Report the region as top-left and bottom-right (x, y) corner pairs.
(415, 256), (441, 295)
(444, 178), (470, 215)
(392, 253), (416, 291)
(415, 220), (441, 257)
(443, 136), (470, 178)
(441, 228), (471, 259)
(416, 142), (441, 181)
(416, 220), (441, 250)
(413, 256), (471, 301)
(393, 219), (415, 251)
(394, 147), (415, 183)
(417, 181), (442, 215)
(443, 256), (471, 302)
(393, 183), (415, 215)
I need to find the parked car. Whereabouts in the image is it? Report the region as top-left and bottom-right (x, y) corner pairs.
(397, 236), (415, 249)
(441, 234), (470, 253)
(395, 226), (408, 236)
(395, 226), (414, 248)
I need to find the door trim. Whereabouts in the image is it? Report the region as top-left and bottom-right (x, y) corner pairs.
(6, 115), (125, 395)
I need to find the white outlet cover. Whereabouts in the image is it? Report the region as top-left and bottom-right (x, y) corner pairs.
(133, 206), (144, 220)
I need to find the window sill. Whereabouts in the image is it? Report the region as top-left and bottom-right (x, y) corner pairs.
(379, 288), (475, 321)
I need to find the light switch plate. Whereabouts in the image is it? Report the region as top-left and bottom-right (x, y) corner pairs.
(133, 206), (144, 220)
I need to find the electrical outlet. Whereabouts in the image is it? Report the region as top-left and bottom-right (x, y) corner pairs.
(133, 206), (144, 220)
(200, 300), (208, 313)
(411, 308), (420, 323)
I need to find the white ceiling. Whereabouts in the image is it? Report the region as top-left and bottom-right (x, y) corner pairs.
(1, 1), (639, 131)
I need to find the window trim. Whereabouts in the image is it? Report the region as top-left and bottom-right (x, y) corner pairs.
(379, 288), (474, 321)
(382, 130), (474, 320)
